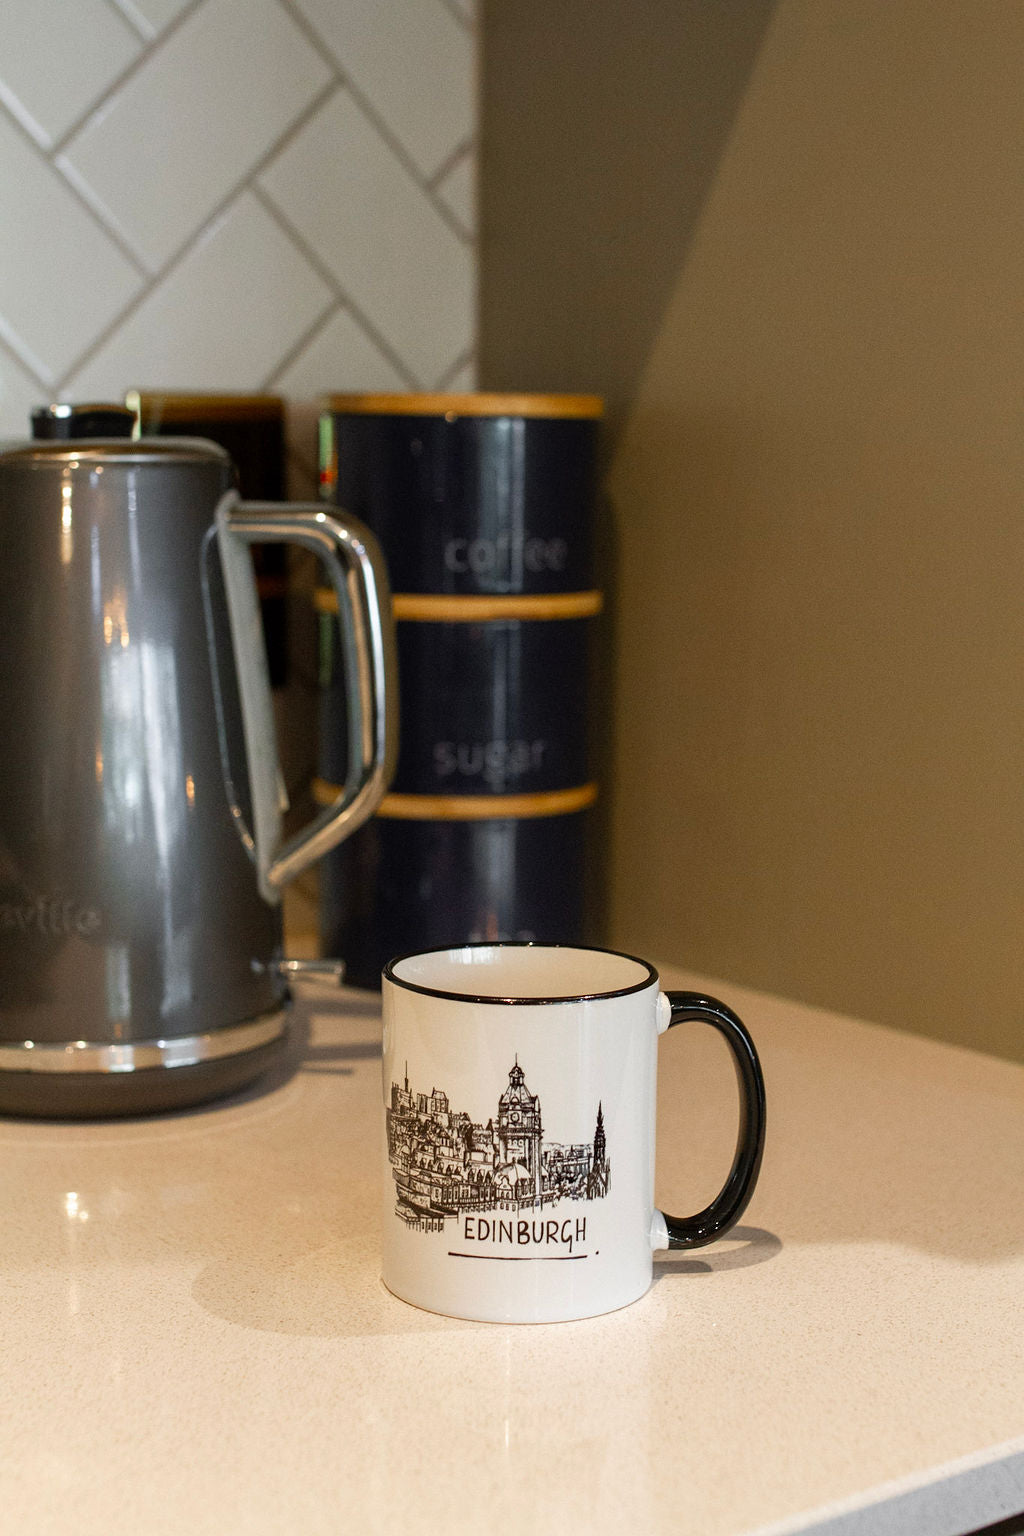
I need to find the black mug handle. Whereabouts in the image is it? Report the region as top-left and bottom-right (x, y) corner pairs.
(661, 992), (767, 1249)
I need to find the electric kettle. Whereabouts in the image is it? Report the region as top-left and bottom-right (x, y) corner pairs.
(0, 404), (397, 1116)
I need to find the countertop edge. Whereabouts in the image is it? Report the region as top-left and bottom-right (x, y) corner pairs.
(745, 1438), (1024, 1536)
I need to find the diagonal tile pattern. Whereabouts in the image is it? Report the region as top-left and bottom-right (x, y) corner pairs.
(435, 147), (476, 238)
(106, 0), (194, 42)
(272, 308), (409, 399)
(67, 193), (335, 397)
(259, 89), (474, 387)
(287, 0), (475, 181)
(0, 0), (477, 439)
(0, 0), (142, 150)
(0, 110), (143, 384)
(58, 0), (333, 273)
(0, 341), (46, 438)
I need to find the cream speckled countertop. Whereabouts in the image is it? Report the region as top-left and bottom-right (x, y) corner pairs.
(3, 966), (1023, 1536)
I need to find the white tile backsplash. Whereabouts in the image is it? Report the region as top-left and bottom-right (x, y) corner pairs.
(289, 0), (474, 180)
(434, 147), (476, 237)
(0, 0), (477, 438)
(0, 0), (142, 150)
(58, 0), (332, 271)
(260, 90), (474, 387)
(0, 343), (47, 439)
(106, 0), (195, 42)
(0, 112), (142, 383)
(66, 192), (333, 397)
(439, 355), (477, 393)
(271, 306), (409, 397)
(444, 0), (476, 26)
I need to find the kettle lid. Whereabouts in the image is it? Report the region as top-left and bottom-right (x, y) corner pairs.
(0, 403), (231, 469)
(31, 402), (135, 440)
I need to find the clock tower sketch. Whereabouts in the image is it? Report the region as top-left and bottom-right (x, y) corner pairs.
(496, 1059), (542, 1200)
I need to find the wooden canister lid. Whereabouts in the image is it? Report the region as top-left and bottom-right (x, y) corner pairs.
(127, 390), (284, 424)
(323, 392), (604, 420)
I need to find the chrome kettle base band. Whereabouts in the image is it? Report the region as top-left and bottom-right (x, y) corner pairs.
(0, 1008), (288, 1120)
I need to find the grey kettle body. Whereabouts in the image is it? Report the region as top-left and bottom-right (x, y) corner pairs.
(0, 411), (396, 1116)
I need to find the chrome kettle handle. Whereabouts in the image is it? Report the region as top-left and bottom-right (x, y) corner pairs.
(215, 491), (398, 903)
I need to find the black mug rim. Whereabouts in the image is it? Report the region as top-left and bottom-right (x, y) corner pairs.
(382, 941), (659, 1006)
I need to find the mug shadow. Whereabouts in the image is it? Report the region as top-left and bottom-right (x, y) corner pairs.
(191, 1231), (470, 1339)
(652, 1225), (782, 1278)
(190, 1224), (785, 1341)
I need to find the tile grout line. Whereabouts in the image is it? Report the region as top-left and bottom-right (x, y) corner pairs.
(427, 136), (475, 192)
(275, 0), (476, 246)
(340, 77), (476, 248)
(0, 96), (151, 284)
(101, 0), (155, 42)
(272, 0), (349, 85)
(251, 183), (423, 393)
(53, 78), (344, 391)
(48, 0), (210, 157)
(432, 346), (477, 392)
(54, 156), (158, 277)
(428, 139), (477, 244)
(0, 77), (56, 152)
(255, 297), (340, 393)
(53, 287), (152, 396)
(435, 0), (477, 39)
(0, 327), (53, 397)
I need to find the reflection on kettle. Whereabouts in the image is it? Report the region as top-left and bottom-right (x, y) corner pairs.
(0, 403), (397, 1118)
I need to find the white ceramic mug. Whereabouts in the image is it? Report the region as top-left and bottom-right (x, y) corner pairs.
(380, 943), (766, 1323)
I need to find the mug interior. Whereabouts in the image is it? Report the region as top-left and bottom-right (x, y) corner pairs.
(386, 944), (656, 1002)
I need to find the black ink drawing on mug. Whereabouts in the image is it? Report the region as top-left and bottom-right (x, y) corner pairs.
(387, 1058), (610, 1232)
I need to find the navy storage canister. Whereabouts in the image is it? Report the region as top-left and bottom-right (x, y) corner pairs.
(317, 392), (603, 988)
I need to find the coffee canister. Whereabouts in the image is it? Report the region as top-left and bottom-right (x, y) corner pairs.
(317, 392), (603, 988)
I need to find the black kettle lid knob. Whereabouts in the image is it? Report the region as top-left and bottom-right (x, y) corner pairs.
(31, 403), (136, 440)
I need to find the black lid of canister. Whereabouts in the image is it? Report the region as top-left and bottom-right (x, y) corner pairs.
(31, 403), (135, 440)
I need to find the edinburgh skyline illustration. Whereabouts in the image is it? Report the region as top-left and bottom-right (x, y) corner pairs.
(387, 1057), (610, 1232)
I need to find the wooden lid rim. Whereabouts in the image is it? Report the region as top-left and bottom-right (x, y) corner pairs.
(127, 390), (284, 423)
(314, 588), (603, 622)
(322, 392), (604, 420)
(312, 779), (599, 821)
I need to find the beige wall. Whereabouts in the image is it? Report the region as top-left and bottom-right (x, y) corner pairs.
(482, 0), (1024, 1060)
(478, 0), (776, 447)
